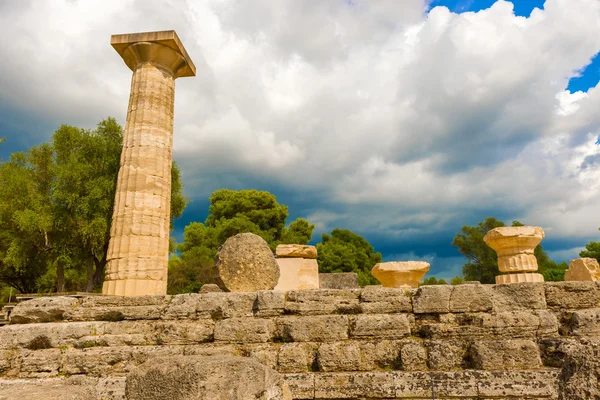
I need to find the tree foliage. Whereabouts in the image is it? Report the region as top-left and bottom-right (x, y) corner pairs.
(0, 118), (186, 293)
(421, 276), (448, 286)
(316, 228), (381, 286)
(580, 228), (600, 264)
(452, 217), (567, 283)
(171, 189), (315, 294)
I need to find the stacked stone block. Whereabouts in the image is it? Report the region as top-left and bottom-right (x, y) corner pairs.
(3, 282), (600, 398)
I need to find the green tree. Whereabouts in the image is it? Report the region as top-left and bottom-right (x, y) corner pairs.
(316, 228), (381, 286)
(172, 189), (314, 294)
(580, 228), (600, 264)
(421, 276), (448, 286)
(0, 118), (186, 293)
(450, 276), (464, 285)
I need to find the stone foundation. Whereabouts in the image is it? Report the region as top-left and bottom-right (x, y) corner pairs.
(2, 282), (600, 399)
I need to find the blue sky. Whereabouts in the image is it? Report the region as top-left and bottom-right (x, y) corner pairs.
(1, 0), (599, 280)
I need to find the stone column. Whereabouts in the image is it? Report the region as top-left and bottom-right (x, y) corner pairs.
(103, 31), (195, 296)
(274, 244), (319, 291)
(483, 226), (545, 284)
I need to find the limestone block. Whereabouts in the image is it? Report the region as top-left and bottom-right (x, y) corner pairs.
(149, 320), (214, 344)
(492, 282), (546, 311)
(565, 257), (600, 281)
(317, 342), (364, 372)
(425, 340), (468, 370)
(394, 371), (478, 398)
(0, 377), (99, 400)
(275, 258), (319, 291)
(214, 233), (280, 292)
(412, 285), (453, 314)
(319, 272), (359, 289)
(17, 348), (62, 377)
(283, 374), (314, 400)
(199, 283), (222, 293)
(65, 295), (170, 322)
(564, 308), (600, 336)
(467, 339), (542, 370)
(276, 244), (317, 259)
(219, 292), (258, 318)
(359, 286), (412, 313)
(182, 344), (239, 358)
(255, 290), (285, 317)
(545, 281), (599, 309)
(63, 347), (133, 376)
(314, 372), (395, 399)
(214, 318), (275, 343)
(278, 343), (309, 373)
(276, 315), (349, 342)
(349, 314), (411, 339)
(0, 321), (105, 350)
(284, 289), (360, 315)
(484, 226), (545, 273)
(495, 272), (544, 284)
(10, 296), (78, 324)
(125, 356), (291, 400)
(449, 284), (493, 312)
(476, 370), (559, 398)
(371, 261), (430, 288)
(128, 346), (185, 371)
(400, 341), (428, 371)
(240, 343), (279, 370)
(161, 293), (201, 320)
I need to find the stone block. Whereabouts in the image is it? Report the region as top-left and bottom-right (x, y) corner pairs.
(255, 290), (285, 317)
(149, 320), (214, 344)
(276, 244), (317, 259)
(317, 342), (364, 372)
(239, 343), (279, 370)
(63, 347), (133, 376)
(0, 377), (101, 399)
(219, 292), (258, 318)
(425, 340), (468, 370)
(276, 316), (349, 342)
(17, 348), (62, 377)
(284, 289), (360, 315)
(183, 344), (239, 358)
(564, 308), (600, 336)
(161, 293), (200, 320)
(214, 318), (274, 343)
(467, 339), (542, 370)
(199, 284), (222, 293)
(275, 258), (319, 291)
(10, 297), (79, 324)
(475, 370), (559, 398)
(400, 341), (427, 371)
(449, 284), (493, 312)
(565, 257), (600, 281)
(394, 371), (479, 398)
(371, 261), (429, 289)
(283, 373), (314, 400)
(129, 346), (185, 370)
(278, 343), (309, 373)
(314, 372), (395, 398)
(359, 286), (412, 313)
(318, 273), (359, 289)
(545, 281), (599, 309)
(0, 321), (105, 350)
(349, 314), (411, 339)
(65, 296), (170, 322)
(495, 272), (544, 284)
(412, 285), (453, 314)
(491, 282), (546, 311)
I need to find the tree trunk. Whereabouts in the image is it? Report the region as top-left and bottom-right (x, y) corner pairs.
(92, 244), (109, 289)
(85, 256), (95, 292)
(56, 262), (65, 293)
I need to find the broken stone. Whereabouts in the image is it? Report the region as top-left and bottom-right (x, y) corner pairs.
(275, 244), (317, 259)
(565, 257), (600, 281)
(371, 262), (430, 289)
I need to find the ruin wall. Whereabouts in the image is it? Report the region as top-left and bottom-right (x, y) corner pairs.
(1, 282), (600, 399)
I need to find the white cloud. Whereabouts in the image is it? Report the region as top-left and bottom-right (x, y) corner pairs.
(1, 0), (600, 259)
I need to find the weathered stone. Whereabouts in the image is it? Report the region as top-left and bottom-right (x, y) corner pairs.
(492, 282), (546, 311)
(283, 373), (314, 400)
(371, 261), (430, 289)
(318, 272), (359, 289)
(467, 339), (542, 370)
(199, 283), (222, 293)
(182, 343), (239, 358)
(10, 296), (78, 324)
(564, 308), (600, 336)
(359, 286), (412, 313)
(214, 318), (274, 343)
(0, 377), (99, 400)
(476, 370), (559, 398)
(565, 257), (600, 281)
(317, 342), (365, 372)
(412, 285), (453, 314)
(495, 272), (544, 284)
(275, 258), (319, 291)
(239, 343), (279, 370)
(161, 293), (200, 320)
(400, 341), (427, 371)
(63, 347), (133, 376)
(449, 284), (493, 312)
(285, 289), (360, 315)
(125, 356), (291, 400)
(276, 244), (317, 259)
(103, 31), (196, 296)
(255, 290), (285, 317)
(426, 340), (468, 370)
(545, 281), (599, 309)
(484, 226), (544, 273)
(65, 296), (170, 321)
(548, 338), (600, 399)
(217, 292), (258, 318)
(0, 321), (105, 350)
(314, 372), (395, 398)
(278, 343), (309, 373)
(128, 346), (184, 370)
(276, 316), (348, 342)
(148, 320), (214, 344)
(17, 348), (62, 377)
(349, 314), (411, 339)
(214, 233), (280, 292)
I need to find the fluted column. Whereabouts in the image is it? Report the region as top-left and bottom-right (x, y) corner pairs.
(103, 31), (195, 296)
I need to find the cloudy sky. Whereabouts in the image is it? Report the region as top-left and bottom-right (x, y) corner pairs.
(1, 0), (599, 279)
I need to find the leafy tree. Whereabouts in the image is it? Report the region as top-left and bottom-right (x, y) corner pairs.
(316, 228), (381, 286)
(580, 228), (600, 264)
(172, 189), (314, 294)
(0, 118), (186, 293)
(421, 276), (448, 286)
(452, 218), (567, 283)
(450, 276), (464, 285)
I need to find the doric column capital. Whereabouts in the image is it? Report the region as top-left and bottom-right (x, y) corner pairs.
(111, 30), (196, 78)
